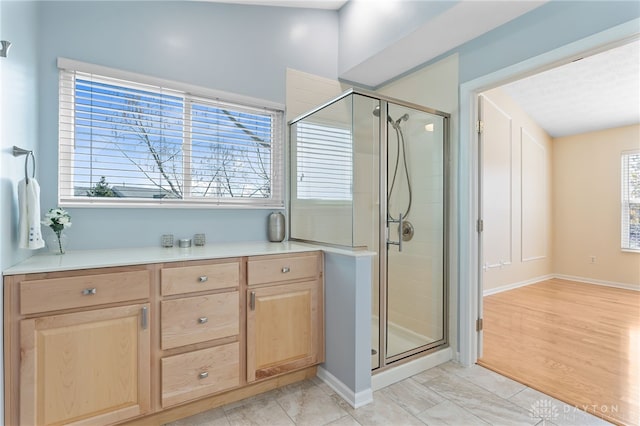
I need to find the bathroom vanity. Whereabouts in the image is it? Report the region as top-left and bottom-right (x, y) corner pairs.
(3, 243), (325, 425)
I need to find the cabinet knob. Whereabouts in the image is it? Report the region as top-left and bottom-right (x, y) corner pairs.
(281, 267), (290, 273)
(198, 371), (209, 379)
(198, 276), (208, 283)
(198, 317), (208, 324)
(82, 288), (97, 296)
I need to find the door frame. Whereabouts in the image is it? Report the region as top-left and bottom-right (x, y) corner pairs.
(457, 18), (640, 367)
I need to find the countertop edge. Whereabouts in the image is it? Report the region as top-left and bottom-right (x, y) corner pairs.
(3, 241), (376, 276)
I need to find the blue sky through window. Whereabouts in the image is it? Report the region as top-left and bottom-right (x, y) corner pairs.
(71, 76), (274, 200)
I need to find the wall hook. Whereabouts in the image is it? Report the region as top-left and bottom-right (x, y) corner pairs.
(0, 41), (11, 58)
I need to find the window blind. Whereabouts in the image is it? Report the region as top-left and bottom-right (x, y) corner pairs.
(58, 64), (283, 208)
(621, 151), (640, 250)
(293, 122), (353, 201)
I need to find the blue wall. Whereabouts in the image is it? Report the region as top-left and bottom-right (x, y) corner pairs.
(0, 0), (40, 419)
(9, 0), (637, 255)
(1, 1), (40, 269)
(35, 1), (339, 251)
(456, 0), (640, 83)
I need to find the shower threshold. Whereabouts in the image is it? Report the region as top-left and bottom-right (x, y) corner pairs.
(371, 316), (437, 368)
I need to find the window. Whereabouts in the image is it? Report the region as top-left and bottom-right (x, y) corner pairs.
(622, 151), (640, 250)
(58, 59), (284, 208)
(293, 122), (353, 201)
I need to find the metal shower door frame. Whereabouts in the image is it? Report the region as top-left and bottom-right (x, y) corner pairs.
(288, 88), (451, 372)
(376, 97), (451, 370)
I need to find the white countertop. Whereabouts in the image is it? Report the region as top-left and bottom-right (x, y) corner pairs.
(3, 241), (376, 275)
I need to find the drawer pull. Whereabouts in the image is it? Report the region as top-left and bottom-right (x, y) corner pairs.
(198, 371), (209, 379)
(281, 267), (290, 273)
(198, 317), (208, 324)
(82, 288), (97, 296)
(198, 276), (208, 283)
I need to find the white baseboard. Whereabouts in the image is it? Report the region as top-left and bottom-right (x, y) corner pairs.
(316, 367), (373, 409)
(553, 274), (640, 291)
(483, 273), (639, 296)
(483, 274), (554, 296)
(371, 347), (452, 391)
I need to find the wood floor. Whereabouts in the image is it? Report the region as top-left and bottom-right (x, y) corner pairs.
(478, 278), (640, 426)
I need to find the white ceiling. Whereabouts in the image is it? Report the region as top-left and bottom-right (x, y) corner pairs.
(502, 39), (640, 138)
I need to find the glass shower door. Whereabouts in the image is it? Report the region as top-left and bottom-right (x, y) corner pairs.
(384, 103), (446, 362)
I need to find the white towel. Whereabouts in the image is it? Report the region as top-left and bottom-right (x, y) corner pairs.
(18, 178), (45, 250)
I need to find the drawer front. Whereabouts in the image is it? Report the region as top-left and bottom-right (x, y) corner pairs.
(247, 253), (320, 286)
(161, 292), (239, 350)
(20, 270), (150, 315)
(161, 261), (240, 296)
(161, 342), (239, 408)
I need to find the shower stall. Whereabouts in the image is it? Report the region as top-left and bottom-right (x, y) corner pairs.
(288, 89), (448, 371)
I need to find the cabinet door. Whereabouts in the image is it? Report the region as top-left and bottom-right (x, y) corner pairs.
(20, 304), (151, 426)
(247, 280), (321, 382)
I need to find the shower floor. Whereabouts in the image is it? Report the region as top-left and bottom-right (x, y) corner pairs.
(371, 316), (436, 368)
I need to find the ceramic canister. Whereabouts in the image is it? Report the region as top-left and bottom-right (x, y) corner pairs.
(267, 212), (285, 242)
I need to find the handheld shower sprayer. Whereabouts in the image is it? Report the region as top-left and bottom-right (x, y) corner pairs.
(373, 105), (408, 129)
(374, 103), (415, 244)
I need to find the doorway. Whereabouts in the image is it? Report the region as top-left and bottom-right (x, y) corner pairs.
(458, 20), (640, 368)
(472, 36), (639, 426)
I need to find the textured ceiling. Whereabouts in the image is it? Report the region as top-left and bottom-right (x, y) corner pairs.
(502, 39), (640, 138)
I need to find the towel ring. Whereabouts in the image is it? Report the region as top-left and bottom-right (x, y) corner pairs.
(25, 151), (35, 184)
(12, 146), (36, 184)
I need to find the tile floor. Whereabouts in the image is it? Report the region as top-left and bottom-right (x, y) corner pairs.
(166, 361), (613, 426)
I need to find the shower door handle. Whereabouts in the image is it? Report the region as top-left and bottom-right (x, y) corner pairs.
(387, 213), (403, 252)
(397, 213), (404, 252)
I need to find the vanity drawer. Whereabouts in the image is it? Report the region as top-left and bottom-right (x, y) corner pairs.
(161, 260), (240, 296)
(247, 252), (320, 286)
(161, 342), (240, 408)
(20, 270), (150, 315)
(161, 292), (239, 350)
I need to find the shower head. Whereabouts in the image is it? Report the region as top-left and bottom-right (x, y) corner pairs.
(373, 105), (406, 128)
(372, 105), (390, 121)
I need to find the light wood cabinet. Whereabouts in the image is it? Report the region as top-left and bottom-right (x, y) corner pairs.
(247, 280), (322, 382)
(161, 342), (240, 407)
(20, 270), (149, 315)
(4, 250), (323, 425)
(246, 252), (324, 383)
(161, 261), (240, 296)
(161, 292), (239, 350)
(4, 266), (153, 426)
(159, 259), (242, 408)
(247, 253), (319, 286)
(20, 304), (151, 426)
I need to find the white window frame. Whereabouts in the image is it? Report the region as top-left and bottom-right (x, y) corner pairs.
(621, 149), (640, 251)
(57, 58), (284, 209)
